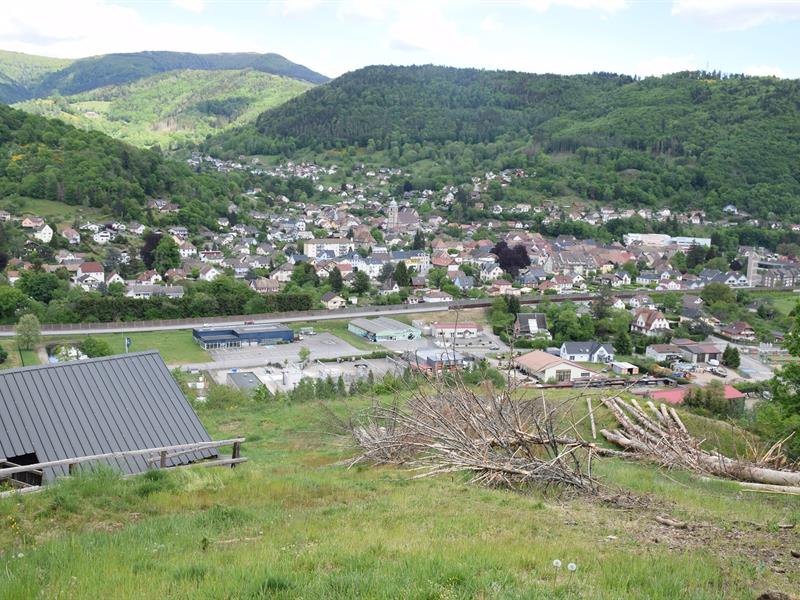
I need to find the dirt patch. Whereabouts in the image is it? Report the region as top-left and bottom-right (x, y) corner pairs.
(217, 420), (244, 432)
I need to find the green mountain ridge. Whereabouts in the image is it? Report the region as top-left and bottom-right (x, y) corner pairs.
(0, 50), (327, 103)
(206, 65), (800, 219)
(13, 68), (314, 149)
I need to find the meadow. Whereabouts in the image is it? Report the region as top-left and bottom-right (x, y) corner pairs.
(1, 389), (797, 599)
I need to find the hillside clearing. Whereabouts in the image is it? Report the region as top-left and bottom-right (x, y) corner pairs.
(1, 391), (797, 599)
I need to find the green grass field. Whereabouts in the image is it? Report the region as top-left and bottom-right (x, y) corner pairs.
(41, 330), (210, 365)
(1, 390), (797, 599)
(0, 197), (108, 226)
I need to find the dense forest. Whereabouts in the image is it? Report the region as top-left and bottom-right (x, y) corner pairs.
(0, 104), (238, 222)
(207, 65), (800, 219)
(0, 50), (328, 103)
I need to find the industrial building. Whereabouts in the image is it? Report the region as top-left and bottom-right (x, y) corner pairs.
(192, 323), (294, 349)
(407, 348), (468, 372)
(227, 371), (262, 392)
(348, 317), (421, 342)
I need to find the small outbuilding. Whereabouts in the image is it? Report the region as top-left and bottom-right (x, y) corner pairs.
(0, 352), (215, 487)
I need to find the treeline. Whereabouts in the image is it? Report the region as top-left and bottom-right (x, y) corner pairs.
(207, 66), (800, 220)
(1, 275), (313, 324)
(0, 50), (327, 102)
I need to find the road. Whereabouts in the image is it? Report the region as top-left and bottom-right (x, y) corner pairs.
(0, 303), (448, 337)
(0, 286), (792, 338)
(708, 335), (774, 382)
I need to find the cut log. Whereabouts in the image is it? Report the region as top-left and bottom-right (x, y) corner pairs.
(599, 397), (800, 488)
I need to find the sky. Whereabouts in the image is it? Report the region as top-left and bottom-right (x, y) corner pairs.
(1, 0), (798, 79)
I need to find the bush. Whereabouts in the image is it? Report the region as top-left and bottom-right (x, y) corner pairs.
(0, 344), (7, 365)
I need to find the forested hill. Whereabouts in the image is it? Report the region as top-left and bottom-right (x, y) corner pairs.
(0, 50), (328, 103)
(0, 103), (231, 221)
(207, 65), (800, 219)
(252, 65), (636, 148)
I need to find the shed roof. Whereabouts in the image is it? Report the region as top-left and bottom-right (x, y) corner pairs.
(0, 351), (213, 481)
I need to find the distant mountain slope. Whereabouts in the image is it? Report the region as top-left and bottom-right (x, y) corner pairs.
(206, 65), (800, 219)
(0, 50), (327, 103)
(0, 50), (74, 103)
(14, 69), (314, 149)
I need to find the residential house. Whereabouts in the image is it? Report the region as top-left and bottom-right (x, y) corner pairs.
(198, 265), (222, 282)
(321, 292), (347, 310)
(178, 242), (197, 258)
(136, 270), (162, 285)
(76, 261), (105, 285)
(269, 263), (294, 283)
(33, 223), (53, 243)
(126, 284), (185, 299)
(303, 238), (354, 258)
(250, 277), (281, 294)
(514, 313), (550, 339)
(721, 321), (757, 342)
(92, 230), (113, 245)
(631, 309), (671, 337)
(61, 227), (81, 245)
(560, 342), (615, 363)
(515, 351), (598, 383)
(422, 290), (453, 303)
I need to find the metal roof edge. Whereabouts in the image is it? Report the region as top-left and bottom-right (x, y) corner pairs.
(0, 350), (163, 377)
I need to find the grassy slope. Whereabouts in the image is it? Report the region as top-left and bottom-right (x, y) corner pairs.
(1, 392), (797, 599)
(13, 69), (313, 149)
(0, 197), (109, 227)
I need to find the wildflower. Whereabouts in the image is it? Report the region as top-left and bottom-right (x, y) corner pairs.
(568, 563), (577, 572)
(16, 553), (24, 558)
(552, 559), (562, 568)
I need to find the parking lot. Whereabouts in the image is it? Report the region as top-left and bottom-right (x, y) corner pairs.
(380, 333), (508, 359)
(209, 357), (405, 392)
(207, 332), (364, 366)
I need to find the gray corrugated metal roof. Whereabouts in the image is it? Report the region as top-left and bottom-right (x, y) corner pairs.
(0, 351), (214, 481)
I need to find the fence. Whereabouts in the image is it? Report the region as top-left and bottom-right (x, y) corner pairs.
(0, 438), (245, 498)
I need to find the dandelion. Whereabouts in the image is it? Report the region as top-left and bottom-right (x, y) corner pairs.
(551, 559), (562, 591)
(16, 552), (24, 558)
(567, 562), (578, 591)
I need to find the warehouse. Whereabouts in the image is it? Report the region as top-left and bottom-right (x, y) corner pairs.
(348, 317), (421, 342)
(192, 323), (294, 349)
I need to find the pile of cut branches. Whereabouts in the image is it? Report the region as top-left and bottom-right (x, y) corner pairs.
(345, 378), (599, 494)
(599, 396), (800, 488)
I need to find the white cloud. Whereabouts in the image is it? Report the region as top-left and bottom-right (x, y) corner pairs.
(743, 64), (785, 77)
(480, 14), (503, 32)
(671, 0), (800, 30)
(524, 0), (626, 13)
(631, 55), (699, 77)
(172, 0), (205, 13)
(338, 0), (388, 20)
(0, 0), (264, 58)
(388, 4), (474, 54)
(281, 0), (322, 16)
